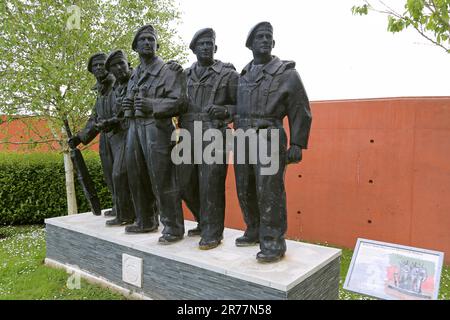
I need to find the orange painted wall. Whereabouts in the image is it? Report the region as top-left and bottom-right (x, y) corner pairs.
(0, 116), (99, 152)
(183, 97), (450, 263)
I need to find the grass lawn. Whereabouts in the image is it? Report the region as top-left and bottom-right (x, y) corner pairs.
(0, 225), (448, 300)
(0, 225), (124, 300)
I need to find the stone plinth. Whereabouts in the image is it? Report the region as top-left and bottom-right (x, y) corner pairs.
(45, 213), (341, 300)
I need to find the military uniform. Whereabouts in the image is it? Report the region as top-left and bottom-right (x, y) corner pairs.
(125, 56), (185, 236)
(234, 55), (312, 257)
(78, 72), (117, 214)
(178, 60), (238, 242)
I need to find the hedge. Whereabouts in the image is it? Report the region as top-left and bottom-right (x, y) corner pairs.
(0, 152), (112, 225)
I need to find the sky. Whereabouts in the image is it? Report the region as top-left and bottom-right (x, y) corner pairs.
(175, 0), (450, 101)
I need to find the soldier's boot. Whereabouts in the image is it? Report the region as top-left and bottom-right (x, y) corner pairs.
(105, 218), (134, 227)
(235, 235), (259, 247)
(125, 223), (158, 234)
(256, 251), (285, 264)
(187, 225), (202, 237)
(104, 209), (116, 217)
(199, 236), (223, 251)
(158, 234), (183, 245)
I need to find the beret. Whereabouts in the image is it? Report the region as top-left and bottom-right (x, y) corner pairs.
(105, 49), (128, 71)
(132, 24), (158, 51)
(245, 21), (273, 49)
(189, 28), (216, 51)
(87, 52), (107, 73)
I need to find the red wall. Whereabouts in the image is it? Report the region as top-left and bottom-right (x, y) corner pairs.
(184, 97), (450, 263)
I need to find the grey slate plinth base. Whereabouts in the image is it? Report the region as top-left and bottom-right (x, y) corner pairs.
(45, 213), (341, 300)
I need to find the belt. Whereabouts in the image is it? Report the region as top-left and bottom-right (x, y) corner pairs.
(180, 113), (213, 122)
(234, 115), (283, 129)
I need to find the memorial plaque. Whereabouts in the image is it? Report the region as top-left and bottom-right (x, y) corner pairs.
(344, 238), (444, 300)
(122, 254), (143, 288)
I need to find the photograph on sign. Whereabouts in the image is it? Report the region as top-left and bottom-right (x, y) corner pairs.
(344, 239), (444, 300)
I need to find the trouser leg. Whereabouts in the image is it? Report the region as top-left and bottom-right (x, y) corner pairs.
(111, 130), (135, 222)
(144, 121), (184, 237)
(125, 120), (157, 229)
(199, 161), (228, 241)
(99, 133), (115, 212)
(199, 127), (228, 241)
(256, 128), (288, 255)
(234, 162), (260, 240)
(178, 163), (201, 223)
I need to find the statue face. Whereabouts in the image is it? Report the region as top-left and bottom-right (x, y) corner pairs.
(251, 29), (274, 56)
(109, 59), (129, 82)
(193, 36), (216, 62)
(136, 32), (158, 57)
(91, 57), (108, 79)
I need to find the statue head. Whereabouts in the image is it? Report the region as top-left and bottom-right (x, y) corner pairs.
(132, 24), (159, 58)
(190, 28), (217, 65)
(246, 22), (275, 59)
(88, 53), (108, 80)
(106, 50), (131, 83)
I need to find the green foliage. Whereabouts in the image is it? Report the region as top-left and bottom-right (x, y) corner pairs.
(0, 226), (125, 299)
(352, 0), (450, 53)
(0, 0), (187, 146)
(352, 4), (369, 15)
(0, 152), (111, 225)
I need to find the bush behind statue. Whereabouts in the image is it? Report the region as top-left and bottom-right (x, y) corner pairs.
(0, 152), (111, 225)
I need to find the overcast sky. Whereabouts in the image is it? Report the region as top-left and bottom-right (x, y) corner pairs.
(175, 0), (449, 101)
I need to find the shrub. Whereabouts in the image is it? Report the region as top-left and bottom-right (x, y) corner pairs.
(0, 152), (111, 225)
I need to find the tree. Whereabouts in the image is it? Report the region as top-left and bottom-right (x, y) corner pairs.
(0, 0), (187, 214)
(352, 0), (450, 53)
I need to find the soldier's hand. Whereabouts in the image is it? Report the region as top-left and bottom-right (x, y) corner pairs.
(135, 97), (153, 114)
(68, 135), (81, 149)
(122, 97), (133, 110)
(207, 105), (228, 120)
(287, 145), (302, 164)
(95, 120), (107, 131)
(166, 60), (183, 73)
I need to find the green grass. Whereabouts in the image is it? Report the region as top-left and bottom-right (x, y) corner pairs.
(0, 225), (124, 300)
(1, 225), (449, 300)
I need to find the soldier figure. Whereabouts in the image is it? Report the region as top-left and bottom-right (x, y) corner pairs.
(122, 24), (185, 244)
(234, 22), (312, 263)
(69, 53), (117, 218)
(178, 28), (238, 250)
(97, 49), (136, 226)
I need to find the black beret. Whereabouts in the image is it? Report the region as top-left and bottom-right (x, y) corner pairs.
(189, 28), (216, 51)
(87, 53), (107, 73)
(105, 50), (128, 71)
(132, 24), (158, 51)
(245, 21), (273, 49)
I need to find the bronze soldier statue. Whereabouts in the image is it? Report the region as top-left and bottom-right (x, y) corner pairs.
(178, 28), (238, 250)
(69, 52), (117, 217)
(97, 49), (136, 226)
(234, 22), (312, 263)
(122, 24), (185, 244)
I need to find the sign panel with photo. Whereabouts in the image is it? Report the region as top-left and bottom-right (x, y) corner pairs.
(344, 239), (444, 300)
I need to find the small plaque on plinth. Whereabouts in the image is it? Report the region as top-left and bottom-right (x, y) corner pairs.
(122, 254), (143, 288)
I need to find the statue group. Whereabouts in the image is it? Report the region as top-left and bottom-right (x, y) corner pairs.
(69, 22), (312, 263)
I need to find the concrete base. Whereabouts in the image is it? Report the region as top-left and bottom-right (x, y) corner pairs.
(45, 212), (341, 300)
